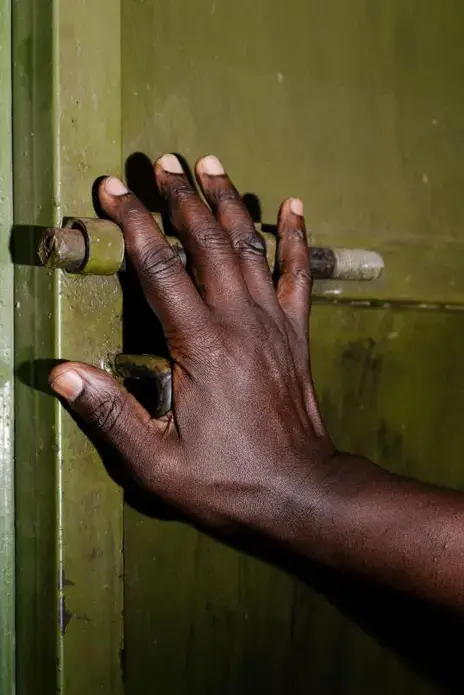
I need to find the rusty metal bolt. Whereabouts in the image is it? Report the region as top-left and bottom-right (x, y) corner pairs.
(38, 216), (384, 281)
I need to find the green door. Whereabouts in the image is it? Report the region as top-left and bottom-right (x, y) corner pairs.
(11, 1), (464, 694)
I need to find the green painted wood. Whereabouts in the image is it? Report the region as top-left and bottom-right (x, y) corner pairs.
(56, 2), (124, 693)
(121, 2), (464, 694)
(0, 0), (15, 691)
(122, 0), (464, 309)
(13, 0), (58, 689)
(13, 0), (124, 692)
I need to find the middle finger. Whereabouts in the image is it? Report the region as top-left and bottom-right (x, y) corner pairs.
(155, 154), (248, 307)
(196, 155), (278, 313)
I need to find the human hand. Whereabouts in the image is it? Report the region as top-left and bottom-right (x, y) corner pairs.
(49, 153), (464, 610)
(49, 154), (340, 541)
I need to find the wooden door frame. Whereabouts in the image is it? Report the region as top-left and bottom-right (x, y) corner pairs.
(0, 0), (16, 691)
(13, 1), (124, 692)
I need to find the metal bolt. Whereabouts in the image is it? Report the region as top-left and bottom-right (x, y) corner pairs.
(113, 354), (172, 418)
(38, 226), (87, 272)
(39, 217), (384, 281)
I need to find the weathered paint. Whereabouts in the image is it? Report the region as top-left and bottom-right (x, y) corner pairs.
(0, 0), (15, 692)
(10, 1), (464, 694)
(13, 0), (58, 688)
(121, 2), (464, 694)
(14, 0), (123, 693)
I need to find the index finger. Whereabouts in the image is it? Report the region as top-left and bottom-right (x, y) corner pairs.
(99, 176), (211, 345)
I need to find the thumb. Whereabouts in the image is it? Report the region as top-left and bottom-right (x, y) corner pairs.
(49, 362), (165, 469)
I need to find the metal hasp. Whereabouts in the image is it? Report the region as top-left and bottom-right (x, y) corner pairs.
(113, 354), (172, 418)
(38, 216), (384, 281)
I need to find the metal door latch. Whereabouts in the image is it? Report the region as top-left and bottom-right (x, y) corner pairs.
(38, 217), (384, 416)
(38, 216), (384, 280)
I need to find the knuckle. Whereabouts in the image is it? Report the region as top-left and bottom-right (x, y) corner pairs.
(291, 266), (311, 286)
(121, 202), (152, 227)
(215, 186), (240, 206)
(232, 230), (267, 260)
(89, 392), (129, 435)
(280, 220), (307, 245)
(291, 225), (307, 243)
(138, 243), (182, 281)
(167, 178), (196, 203)
(190, 222), (231, 251)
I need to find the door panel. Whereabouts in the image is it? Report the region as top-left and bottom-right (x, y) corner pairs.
(121, 2), (464, 694)
(12, 1), (464, 694)
(124, 306), (464, 695)
(13, 1), (124, 693)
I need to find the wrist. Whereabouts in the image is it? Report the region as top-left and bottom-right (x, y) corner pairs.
(267, 452), (385, 563)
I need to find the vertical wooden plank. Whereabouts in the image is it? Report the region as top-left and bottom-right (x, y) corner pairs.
(55, 0), (124, 692)
(14, 0), (124, 692)
(0, 0), (15, 691)
(13, 0), (58, 689)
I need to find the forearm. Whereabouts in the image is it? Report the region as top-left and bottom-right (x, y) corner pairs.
(284, 455), (464, 610)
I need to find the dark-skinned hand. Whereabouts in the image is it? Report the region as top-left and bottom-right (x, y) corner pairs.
(50, 154), (464, 611)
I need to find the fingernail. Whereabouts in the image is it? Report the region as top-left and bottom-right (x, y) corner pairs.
(158, 154), (184, 174)
(198, 155), (225, 176)
(104, 177), (129, 196)
(50, 370), (83, 402)
(290, 198), (304, 216)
